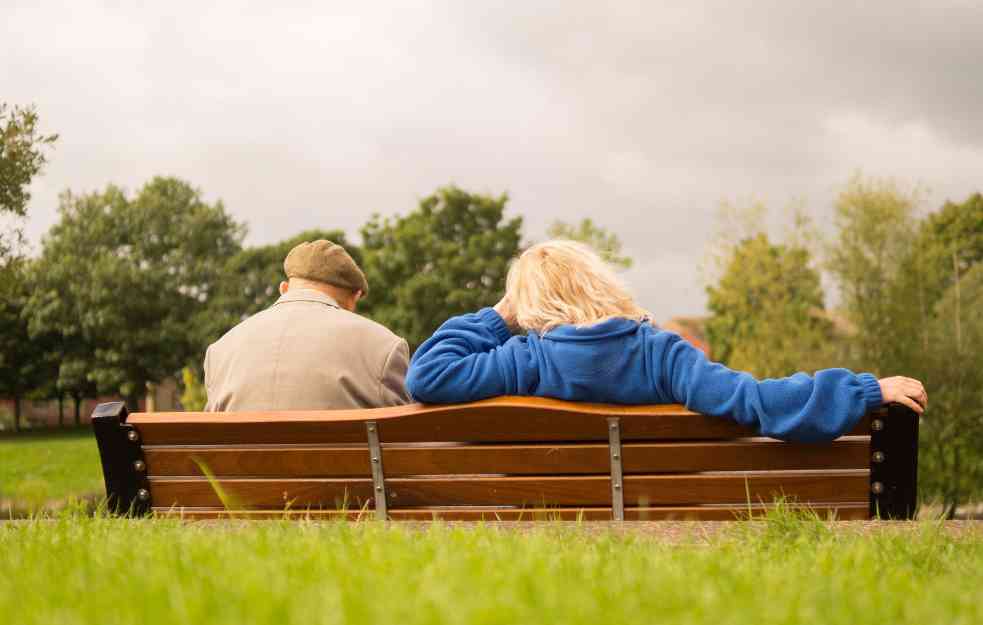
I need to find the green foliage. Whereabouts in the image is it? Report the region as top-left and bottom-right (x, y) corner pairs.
(360, 185), (522, 350)
(826, 179), (983, 513)
(1, 515), (982, 625)
(910, 192), (983, 304)
(0, 258), (57, 431)
(200, 229), (360, 349)
(0, 103), (57, 258)
(25, 177), (245, 407)
(919, 264), (983, 509)
(826, 174), (920, 375)
(180, 367), (208, 412)
(706, 232), (831, 378)
(546, 218), (633, 269)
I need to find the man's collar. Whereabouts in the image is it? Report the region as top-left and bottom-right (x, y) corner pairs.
(274, 288), (342, 309)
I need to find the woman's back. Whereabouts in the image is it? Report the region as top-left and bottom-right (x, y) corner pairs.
(406, 307), (883, 443)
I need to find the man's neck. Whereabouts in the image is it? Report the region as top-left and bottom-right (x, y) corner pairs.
(287, 278), (354, 310)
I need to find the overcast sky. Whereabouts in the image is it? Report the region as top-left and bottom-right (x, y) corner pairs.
(5, 1), (983, 321)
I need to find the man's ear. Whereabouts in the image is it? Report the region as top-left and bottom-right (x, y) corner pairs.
(347, 290), (363, 312)
(279, 281), (290, 295)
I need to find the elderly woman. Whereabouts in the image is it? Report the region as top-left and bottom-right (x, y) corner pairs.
(406, 240), (927, 442)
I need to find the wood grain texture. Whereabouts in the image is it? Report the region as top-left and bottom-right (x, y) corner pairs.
(148, 470), (869, 508)
(154, 503), (871, 521)
(143, 438), (870, 477)
(126, 396), (877, 445)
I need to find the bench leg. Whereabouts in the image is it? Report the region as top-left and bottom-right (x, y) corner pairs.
(92, 402), (152, 516)
(869, 404), (919, 520)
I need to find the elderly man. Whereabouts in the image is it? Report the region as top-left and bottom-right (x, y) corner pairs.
(204, 240), (411, 411)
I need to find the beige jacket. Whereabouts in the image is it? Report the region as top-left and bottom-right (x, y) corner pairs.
(204, 289), (410, 411)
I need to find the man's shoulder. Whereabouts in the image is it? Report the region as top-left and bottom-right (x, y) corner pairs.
(331, 308), (405, 348)
(209, 302), (404, 352)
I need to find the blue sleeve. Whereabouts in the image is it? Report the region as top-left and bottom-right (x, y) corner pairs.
(658, 333), (883, 442)
(406, 308), (539, 403)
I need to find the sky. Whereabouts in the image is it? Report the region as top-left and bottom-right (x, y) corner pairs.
(4, 0), (983, 321)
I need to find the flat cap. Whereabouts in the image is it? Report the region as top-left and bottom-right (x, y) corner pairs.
(283, 240), (369, 295)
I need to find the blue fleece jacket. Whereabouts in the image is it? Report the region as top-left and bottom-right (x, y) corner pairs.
(406, 308), (884, 442)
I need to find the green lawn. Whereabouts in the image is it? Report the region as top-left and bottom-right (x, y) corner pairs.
(0, 429), (103, 510)
(1, 514), (981, 625)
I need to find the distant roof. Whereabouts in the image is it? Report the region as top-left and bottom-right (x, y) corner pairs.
(661, 316), (710, 357)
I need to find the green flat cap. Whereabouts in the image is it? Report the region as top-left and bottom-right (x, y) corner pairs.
(283, 240), (369, 295)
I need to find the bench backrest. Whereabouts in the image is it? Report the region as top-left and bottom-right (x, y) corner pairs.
(91, 397), (919, 520)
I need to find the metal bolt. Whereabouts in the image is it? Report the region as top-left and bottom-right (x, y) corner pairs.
(871, 419), (884, 432)
(368, 426), (376, 433)
(375, 486), (382, 492)
(137, 488), (150, 501)
(371, 457), (379, 463)
(610, 423), (618, 430)
(871, 482), (884, 494)
(612, 453), (620, 460)
(613, 483), (621, 490)
(127, 430), (139, 442)
(872, 451), (885, 463)
(133, 460), (146, 472)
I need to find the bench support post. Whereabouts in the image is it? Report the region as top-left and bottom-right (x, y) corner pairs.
(607, 417), (625, 521)
(365, 421), (388, 521)
(91, 401), (151, 516)
(869, 404), (919, 519)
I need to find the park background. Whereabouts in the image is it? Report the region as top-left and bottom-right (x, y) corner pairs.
(2, 2), (982, 521)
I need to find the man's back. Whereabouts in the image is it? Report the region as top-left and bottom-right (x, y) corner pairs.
(205, 288), (410, 411)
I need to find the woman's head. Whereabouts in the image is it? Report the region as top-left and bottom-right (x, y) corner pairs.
(505, 240), (650, 333)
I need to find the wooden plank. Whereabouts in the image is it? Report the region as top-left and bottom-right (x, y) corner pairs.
(153, 503), (870, 521)
(143, 438), (870, 477)
(127, 396), (878, 445)
(147, 470), (869, 508)
(144, 445), (371, 478)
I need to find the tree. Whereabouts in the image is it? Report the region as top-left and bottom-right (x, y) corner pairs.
(0, 259), (55, 430)
(360, 186), (522, 350)
(0, 103), (57, 257)
(909, 192), (983, 304)
(826, 174), (921, 375)
(919, 263), (983, 516)
(705, 233), (832, 378)
(26, 177), (245, 409)
(546, 218), (633, 269)
(898, 193), (983, 515)
(198, 228), (361, 352)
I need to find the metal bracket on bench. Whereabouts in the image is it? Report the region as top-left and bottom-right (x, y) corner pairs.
(365, 421), (388, 521)
(608, 417), (625, 521)
(91, 401), (151, 516)
(869, 404), (919, 520)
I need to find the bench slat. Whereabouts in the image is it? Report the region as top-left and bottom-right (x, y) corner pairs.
(153, 503), (871, 521)
(128, 397), (875, 445)
(143, 438), (870, 477)
(148, 470), (869, 508)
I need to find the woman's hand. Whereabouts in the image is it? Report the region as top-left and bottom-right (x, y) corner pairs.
(494, 295), (518, 330)
(878, 376), (928, 415)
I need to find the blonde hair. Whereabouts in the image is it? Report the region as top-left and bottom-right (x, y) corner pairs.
(506, 240), (651, 333)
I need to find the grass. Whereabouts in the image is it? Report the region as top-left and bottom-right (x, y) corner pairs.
(0, 429), (103, 509)
(1, 512), (981, 625)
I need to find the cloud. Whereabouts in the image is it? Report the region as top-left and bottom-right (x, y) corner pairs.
(4, 0), (982, 321)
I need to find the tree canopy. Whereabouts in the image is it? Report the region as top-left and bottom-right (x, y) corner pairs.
(0, 259), (56, 430)
(25, 177), (245, 408)
(706, 233), (831, 378)
(359, 186), (522, 350)
(0, 103), (57, 258)
(546, 218), (633, 269)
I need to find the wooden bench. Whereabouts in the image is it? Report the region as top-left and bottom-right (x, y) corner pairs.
(91, 397), (919, 520)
